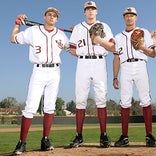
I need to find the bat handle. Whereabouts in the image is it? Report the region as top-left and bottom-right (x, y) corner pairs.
(21, 19), (26, 25)
(58, 28), (72, 33)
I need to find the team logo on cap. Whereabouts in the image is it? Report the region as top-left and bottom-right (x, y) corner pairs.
(87, 2), (93, 5)
(127, 8), (132, 12)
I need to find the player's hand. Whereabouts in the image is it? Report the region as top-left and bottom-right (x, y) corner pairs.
(15, 14), (27, 25)
(91, 34), (103, 45)
(113, 78), (119, 89)
(69, 25), (74, 31)
(69, 48), (77, 56)
(139, 39), (144, 49)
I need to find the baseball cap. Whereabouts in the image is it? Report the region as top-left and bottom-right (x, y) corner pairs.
(84, 1), (97, 10)
(44, 7), (60, 17)
(123, 7), (137, 16)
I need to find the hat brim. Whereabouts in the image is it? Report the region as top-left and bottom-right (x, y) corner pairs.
(123, 12), (137, 16)
(44, 9), (60, 17)
(84, 6), (97, 10)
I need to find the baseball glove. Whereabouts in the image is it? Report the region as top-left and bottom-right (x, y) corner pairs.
(89, 23), (105, 38)
(131, 29), (144, 50)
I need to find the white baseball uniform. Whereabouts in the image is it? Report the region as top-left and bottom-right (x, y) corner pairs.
(114, 27), (155, 108)
(14, 25), (69, 118)
(69, 21), (113, 109)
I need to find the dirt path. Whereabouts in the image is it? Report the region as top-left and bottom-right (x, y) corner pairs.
(2, 143), (156, 156)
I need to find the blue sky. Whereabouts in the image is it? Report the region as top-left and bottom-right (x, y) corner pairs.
(0, 0), (156, 104)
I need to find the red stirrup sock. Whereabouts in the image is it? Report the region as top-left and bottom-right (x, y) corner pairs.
(142, 105), (152, 135)
(121, 107), (130, 136)
(20, 116), (32, 141)
(43, 113), (54, 137)
(97, 107), (107, 133)
(76, 109), (85, 134)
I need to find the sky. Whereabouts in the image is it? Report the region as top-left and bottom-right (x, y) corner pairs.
(0, 0), (156, 104)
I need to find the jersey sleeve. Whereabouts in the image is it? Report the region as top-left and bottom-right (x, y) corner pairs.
(113, 33), (122, 55)
(15, 27), (33, 45)
(143, 28), (154, 48)
(69, 25), (79, 49)
(103, 23), (114, 41)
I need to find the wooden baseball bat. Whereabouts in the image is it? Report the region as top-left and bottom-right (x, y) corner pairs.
(21, 20), (72, 33)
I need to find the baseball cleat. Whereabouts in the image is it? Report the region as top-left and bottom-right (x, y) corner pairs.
(100, 133), (111, 148)
(13, 140), (26, 155)
(69, 135), (84, 148)
(114, 135), (129, 147)
(41, 137), (54, 151)
(146, 134), (156, 147)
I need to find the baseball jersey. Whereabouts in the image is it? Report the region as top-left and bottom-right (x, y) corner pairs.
(69, 21), (113, 56)
(14, 25), (69, 64)
(114, 27), (155, 63)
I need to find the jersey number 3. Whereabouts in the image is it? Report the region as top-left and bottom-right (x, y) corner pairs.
(35, 46), (41, 54)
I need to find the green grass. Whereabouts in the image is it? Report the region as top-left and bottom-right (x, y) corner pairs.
(0, 123), (156, 154)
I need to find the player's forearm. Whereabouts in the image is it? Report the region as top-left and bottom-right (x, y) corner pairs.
(113, 55), (120, 78)
(113, 55), (120, 89)
(94, 37), (115, 52)
(139, 45), (156, 58)
(10, 25), (20, 43)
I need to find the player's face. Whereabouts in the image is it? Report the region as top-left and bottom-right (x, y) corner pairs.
(84, 7), (98, 19)
(44, 12), (58, 26)
(124, 14), (137, 27)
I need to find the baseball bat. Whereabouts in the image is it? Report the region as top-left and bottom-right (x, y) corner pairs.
(21, 19), (72, 33)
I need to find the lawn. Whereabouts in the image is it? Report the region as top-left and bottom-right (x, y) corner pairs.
(0, 123), (156, 154)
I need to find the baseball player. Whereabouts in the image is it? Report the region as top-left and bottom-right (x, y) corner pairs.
(113, 7), (156, 147)
(10, 7), (69, 155)
(69, 1), (114, 148)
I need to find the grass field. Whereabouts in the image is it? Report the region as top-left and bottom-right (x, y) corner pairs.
(0, 123), (156, 154)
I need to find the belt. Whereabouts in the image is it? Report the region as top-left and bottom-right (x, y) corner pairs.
(79, 55), (104, 59)
(122, 58), (145, 64)
(36, 63), (59, 67)
(126, 58), (145, 62)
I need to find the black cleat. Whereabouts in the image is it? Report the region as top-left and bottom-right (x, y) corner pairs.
(70, 135), (84, 148)
(13, 140), (26, 155)
(146, 134), (156, 147)
(100, 133), (111, 148)
(41, 137), (54, 151)
(114, 135), (129, 147)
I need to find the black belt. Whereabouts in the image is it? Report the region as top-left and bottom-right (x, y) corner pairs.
(36, 63), (59, 67)
(126, 58), (144, 62)
(79, 55), (104, 59)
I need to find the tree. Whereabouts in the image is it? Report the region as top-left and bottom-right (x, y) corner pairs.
(86, 97), (96, 116)
(55, 97), (66, 116)
(16, 102), (26, 114)
(106, 99), (120, 116)
(66, 100), (76, 114)
(0, 97), (18, 108)
(131, 98), (142, 115)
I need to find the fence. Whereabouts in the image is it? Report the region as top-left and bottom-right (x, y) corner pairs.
(1, 115), (156, 125)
